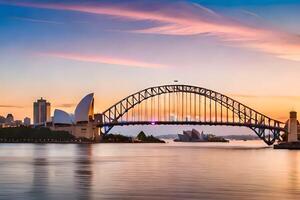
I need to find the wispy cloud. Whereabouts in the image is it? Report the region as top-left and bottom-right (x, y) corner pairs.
(10, 16), (63, 24)
(240, 9), (261, 19)
(4, 1), (300, 61)
(0, 105), (24, 108)
(38, 52), (166, 68)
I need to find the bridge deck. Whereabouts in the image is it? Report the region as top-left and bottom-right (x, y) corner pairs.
(99, 121), (286, 132)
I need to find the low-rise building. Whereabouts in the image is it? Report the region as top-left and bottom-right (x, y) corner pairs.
(14, 120), (22, 127)
(24, 117), (31, 127)
(5, 114), (14, 125)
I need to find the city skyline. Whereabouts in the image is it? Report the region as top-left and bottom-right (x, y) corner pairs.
(1, 0), (300, 121)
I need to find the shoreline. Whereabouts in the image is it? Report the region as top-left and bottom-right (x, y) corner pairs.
(274, 142), (300, 150)
(0, 140), (95, 144)
(0, 140), (165, 144)
(173, 140), (229, 143)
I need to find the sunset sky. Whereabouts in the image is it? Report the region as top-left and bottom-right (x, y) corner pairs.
(1, 0), (300, 126)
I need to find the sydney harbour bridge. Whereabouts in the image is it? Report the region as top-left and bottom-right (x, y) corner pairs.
(98, 85), (287, 145)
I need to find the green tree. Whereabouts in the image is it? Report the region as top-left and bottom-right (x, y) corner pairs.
(137, 131), (147, 141)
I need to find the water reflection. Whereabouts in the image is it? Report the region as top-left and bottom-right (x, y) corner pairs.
(28, 145), (49, 199)
(0, 141), (300, 200)
(288, 151), (300, 198)
(75, 144), (93, 199)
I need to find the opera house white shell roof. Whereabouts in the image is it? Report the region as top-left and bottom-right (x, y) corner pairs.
(53, 109), (73, 125)
(52, 93), (94, 125)
(74, 93), (94, 123)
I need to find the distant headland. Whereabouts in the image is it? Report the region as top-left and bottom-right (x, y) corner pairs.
(102, 131), (165, 143)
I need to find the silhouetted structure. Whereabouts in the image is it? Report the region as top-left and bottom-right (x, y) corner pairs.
(178, 129), (207, 142)
(24, 117), (31, 126)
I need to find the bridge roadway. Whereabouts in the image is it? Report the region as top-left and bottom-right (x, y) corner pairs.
(100, 121), (285, 132)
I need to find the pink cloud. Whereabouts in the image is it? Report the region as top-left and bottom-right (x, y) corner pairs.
(9, 1), (300, 61)
(39, 52), (166, 68)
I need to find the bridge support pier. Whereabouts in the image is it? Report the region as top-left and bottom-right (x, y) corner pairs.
(93, 129), (102, 142)
(288, 111), (298, 142)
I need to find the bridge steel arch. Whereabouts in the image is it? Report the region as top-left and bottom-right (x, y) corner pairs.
(99, 85), (286, 145)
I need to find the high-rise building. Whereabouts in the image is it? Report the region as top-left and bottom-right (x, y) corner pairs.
(6, 114), (14, 124)
(24, 117), (31, 126)
(33, 98), (51, 125)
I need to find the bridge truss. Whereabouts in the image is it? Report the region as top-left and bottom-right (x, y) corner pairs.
(100, 85), (286, 145)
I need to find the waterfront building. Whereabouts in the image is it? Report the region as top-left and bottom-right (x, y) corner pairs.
(284, 112), (300, 142)
(288, 111), (298, 142)
(5, 114), (14, 124)
(178, 129), (207, 142)
(176, 129), (228, 142)
(94, 113), (103, 124)
(51, 93), (99, 140)
(15, 120), (22, 127)
(0, 116), (5, 127)
(23, 117), (31, 127)
(33, 98), (51, 125)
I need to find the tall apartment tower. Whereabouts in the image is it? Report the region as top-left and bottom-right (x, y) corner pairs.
(33, 98), (51, 125)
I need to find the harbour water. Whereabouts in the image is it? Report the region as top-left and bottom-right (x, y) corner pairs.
(0, 140), (300, 200)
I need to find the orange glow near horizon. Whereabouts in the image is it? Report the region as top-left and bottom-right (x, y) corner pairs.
(1, 92), (298, 123)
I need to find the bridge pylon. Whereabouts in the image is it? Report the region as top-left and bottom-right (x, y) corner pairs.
(288, 111), (298, 142)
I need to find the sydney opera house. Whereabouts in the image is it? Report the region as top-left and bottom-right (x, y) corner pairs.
(50, 93), (99, 140)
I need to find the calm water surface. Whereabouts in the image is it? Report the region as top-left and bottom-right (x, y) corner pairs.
(0, 140), (300, 200)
